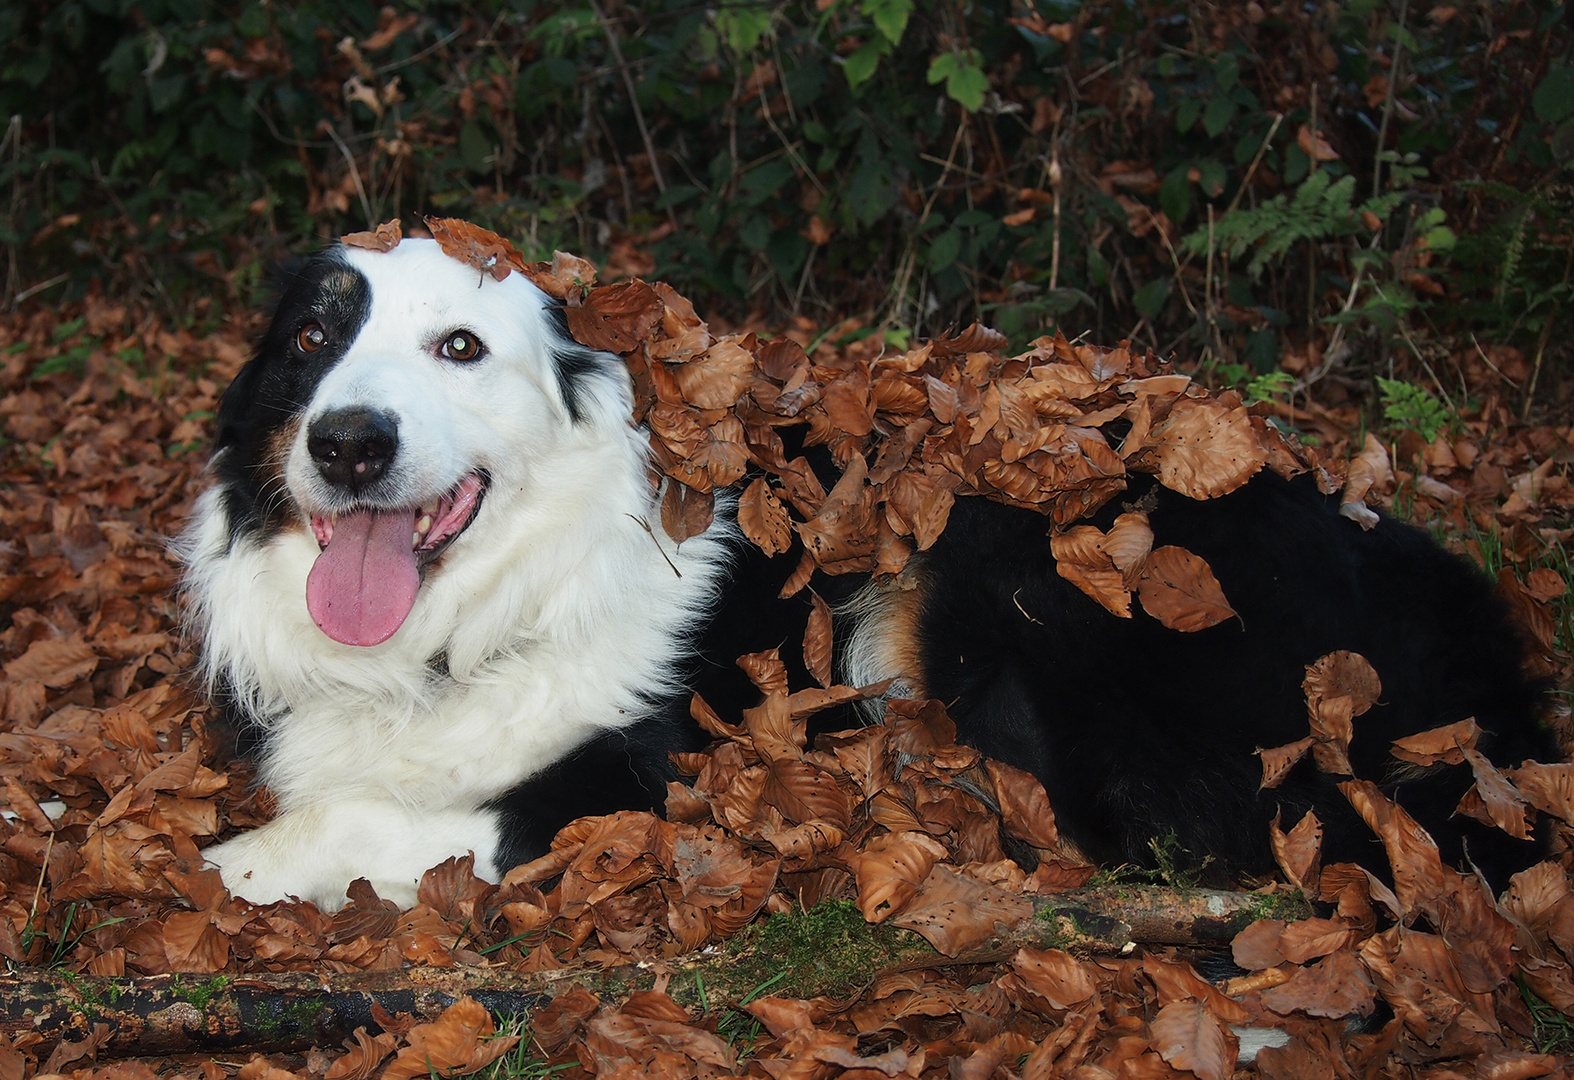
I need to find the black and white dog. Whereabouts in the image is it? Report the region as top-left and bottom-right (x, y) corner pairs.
(183, 236), (1554, 909)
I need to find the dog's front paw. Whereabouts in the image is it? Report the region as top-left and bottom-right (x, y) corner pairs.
(204, 825), (337, 909)
(205, 802), (501, 911)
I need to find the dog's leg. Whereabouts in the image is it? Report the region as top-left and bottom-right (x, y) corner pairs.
(204, 801), (501, 910)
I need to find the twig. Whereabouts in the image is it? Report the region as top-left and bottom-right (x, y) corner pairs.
(12, 273), (68, 305)
(1138, 204), (1198, 319)
(1221, 112), (1283, 220)
(883, 122), (968, 330)
(1371, 0), (1410, 200)
(590, 0), (673, 210)
(1522, 316), (1555, 423)
(323, 123), (374, 226)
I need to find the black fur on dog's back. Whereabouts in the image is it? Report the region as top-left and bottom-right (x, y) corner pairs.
(883, 472), (1552, 885)
(493, 468), (1554, 887)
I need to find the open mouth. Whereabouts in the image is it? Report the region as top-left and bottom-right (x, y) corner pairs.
(309, 472), (487, 567)
(304, 472), (489, 647)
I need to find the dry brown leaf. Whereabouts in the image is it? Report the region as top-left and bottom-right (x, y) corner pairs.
(1277, 917), (1353, 964)
(1231, 919), (1287, 971)
(1139, 396), (1267, 499)
(424, 217), (526, 282)
(1295, 124), (1339, 161)
(851, 831), (948, 922)
(566, 280), (663, 353)
(1004, 947), (1098, 1010)
(738, 478), (793, 556)
(1259, 737), (1315, 789)
(1135, 546), (1236, 631)
(340, 219), (402, 251)
(1460, 747), (1532, 839)
(1259, 949), (1375, 1019)
(1269, 809), (1323, 893)
(1339, 434), (1392, 529)
(1340, 780), (1450, 918)
(4, 637), (98, 687)
(1509, 762), (1574, 824)
(1148, 1001), (1237, 1080)
(804, 591), (833, 688)
(323, 1027), (398, 1080)
(1390, 718), (1480, 767)
(1303, 651), (1380, 776)
(1051, 525), (1131, 618)
(660, 480), (715, 543)
(986, 759), (1062, 850)
(382, 997), (518, 1080)
(891, 865), (1033, 955)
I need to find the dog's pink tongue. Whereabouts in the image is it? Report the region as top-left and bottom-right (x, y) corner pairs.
(305, 510), (419, 646)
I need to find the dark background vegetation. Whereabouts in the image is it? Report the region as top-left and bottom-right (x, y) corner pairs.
(1, 0), (1571, 417)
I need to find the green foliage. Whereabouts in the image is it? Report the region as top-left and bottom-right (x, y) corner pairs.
(1376, 377), (1453, 443)
(1182, 172), (1403, 280)
(0, 0), (1567, 404)
(927, 50), (988, 112)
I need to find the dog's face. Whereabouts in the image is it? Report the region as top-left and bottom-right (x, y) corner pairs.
(212, 238), (627, 647)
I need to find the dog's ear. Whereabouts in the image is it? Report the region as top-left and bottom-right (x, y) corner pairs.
(214, 349), (264, 453)
(269, 254), (313, 295)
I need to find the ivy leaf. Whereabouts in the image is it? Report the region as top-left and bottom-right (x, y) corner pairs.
(1133, 277), (1171, 320)
(862, 0), (912, 45)
(714, 9), (775, 54)
(1203, 95), (1236, 137)
(1529, 66), (1567, 123)
(843, 37), (889, 90)
(927, 50), (987, 112)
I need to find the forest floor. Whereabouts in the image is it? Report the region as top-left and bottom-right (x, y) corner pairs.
(0, 241), (1572, 1080)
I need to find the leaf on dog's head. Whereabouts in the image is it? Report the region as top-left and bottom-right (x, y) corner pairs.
(340, 219), (402, 252)
(522, 250), (599, 299)
(566, 281), (664, 354)
(424, 216), (526, 282)
(1339, 433), (1392, 530)
(1135, 545), (1236, 632)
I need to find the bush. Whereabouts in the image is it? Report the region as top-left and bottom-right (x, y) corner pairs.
(1, 0), (1568, 403)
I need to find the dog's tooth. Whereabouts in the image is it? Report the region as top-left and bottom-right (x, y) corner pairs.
(416, 514), (433, 534)
(412, 531), (422, 549)
(422, 499), (439, 517)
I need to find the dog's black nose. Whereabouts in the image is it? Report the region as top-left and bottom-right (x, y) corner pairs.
(307, 407), (399, 493)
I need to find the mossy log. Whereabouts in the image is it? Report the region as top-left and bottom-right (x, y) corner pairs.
(0, 886), (1303, 1058)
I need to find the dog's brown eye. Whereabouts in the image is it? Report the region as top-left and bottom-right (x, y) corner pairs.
(442, 330), (482, 361)
(297, 323), (327, 353)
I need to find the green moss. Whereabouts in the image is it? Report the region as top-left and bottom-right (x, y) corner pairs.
(167, 973), (231, 1011)
(247, 994), (329, 1040)
(1241, 890), (1311, 924)
(669, 900), (932, 1010)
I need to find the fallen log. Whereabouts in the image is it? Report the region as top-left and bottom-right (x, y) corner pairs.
(0, 886), (1303, 1058)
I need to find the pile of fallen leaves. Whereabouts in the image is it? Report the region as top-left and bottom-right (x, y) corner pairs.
(0, 228), (1572, 1079)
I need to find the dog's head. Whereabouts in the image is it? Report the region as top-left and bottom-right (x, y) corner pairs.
(211, 238), (630, 647)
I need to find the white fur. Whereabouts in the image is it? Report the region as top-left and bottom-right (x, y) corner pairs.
(179, 241), (730, 910)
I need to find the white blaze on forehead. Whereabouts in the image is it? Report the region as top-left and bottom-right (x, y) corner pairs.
(284, 238), (604, 648)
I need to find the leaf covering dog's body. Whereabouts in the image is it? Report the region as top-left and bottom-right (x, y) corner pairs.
(183, 236), (1554, 909)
